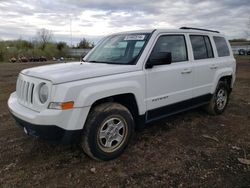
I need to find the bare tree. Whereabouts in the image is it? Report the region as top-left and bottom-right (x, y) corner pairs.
(36, 28), (53, 50)
(77, 38), (92, 49)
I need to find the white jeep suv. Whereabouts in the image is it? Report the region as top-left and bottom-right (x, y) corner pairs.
(8, 27), (236, 160)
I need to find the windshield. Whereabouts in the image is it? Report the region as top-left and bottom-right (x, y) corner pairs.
(85, 33), (149, 65)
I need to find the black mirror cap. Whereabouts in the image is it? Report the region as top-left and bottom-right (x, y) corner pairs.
(145, 61), (154, 69)
(146, 52), (172, 68)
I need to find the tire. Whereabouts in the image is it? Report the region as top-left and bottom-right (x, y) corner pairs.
(81, 102), (134, 161)
(205, 81), (230, 115)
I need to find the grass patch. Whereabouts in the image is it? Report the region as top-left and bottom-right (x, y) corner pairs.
(234, 55), (250, 61)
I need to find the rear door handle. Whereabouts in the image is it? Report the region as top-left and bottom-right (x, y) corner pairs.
(210, 64), (218, 69)
(181, 68), (192, 74)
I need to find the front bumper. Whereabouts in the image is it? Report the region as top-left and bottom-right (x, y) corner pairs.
(8, 92), (90, 143)
(12, 114), (81, 143)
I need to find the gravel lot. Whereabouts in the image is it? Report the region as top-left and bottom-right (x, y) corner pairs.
(0, 58), (249, 187)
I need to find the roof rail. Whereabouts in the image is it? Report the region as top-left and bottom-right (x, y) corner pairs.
(180, 27), (220, 33)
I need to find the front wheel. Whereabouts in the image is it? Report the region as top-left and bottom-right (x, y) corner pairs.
(81, 102), (134, 161)
(205, 81), (230, 115)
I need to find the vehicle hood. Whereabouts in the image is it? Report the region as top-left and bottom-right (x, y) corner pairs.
(21, 62), (137, 84)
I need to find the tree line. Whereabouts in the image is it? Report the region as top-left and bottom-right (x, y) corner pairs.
(0, 28), (94, 62)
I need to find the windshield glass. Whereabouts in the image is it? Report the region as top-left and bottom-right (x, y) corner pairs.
(85, 33), (149, 64)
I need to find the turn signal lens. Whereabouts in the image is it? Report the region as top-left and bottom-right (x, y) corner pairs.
(49, 101), (74, 110)
(61, 101), (74, 110)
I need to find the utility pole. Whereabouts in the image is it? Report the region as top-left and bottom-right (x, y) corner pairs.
(70, 16), (72, 47)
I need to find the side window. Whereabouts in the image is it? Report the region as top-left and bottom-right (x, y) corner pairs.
(190, 35), (214, 60)
(213, 36), (230, 57)
(151, 35), (188, 63)
(204, 36), (214, 58)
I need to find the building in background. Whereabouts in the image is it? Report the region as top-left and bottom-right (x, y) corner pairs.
(230, 41), (250, 55)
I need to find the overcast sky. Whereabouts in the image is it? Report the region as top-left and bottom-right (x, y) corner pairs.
(0, 0), (249, 44)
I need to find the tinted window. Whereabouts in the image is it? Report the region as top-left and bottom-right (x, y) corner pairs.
(151, 35), (188, 62)
(213, 36), (230, 57)
(204, 36), (214, 58)
(190, 35), (214, 60)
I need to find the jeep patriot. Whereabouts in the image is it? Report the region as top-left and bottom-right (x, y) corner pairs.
(8, 27), (236, 160)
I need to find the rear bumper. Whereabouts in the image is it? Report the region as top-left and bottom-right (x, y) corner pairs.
(11, 114), (82, 143)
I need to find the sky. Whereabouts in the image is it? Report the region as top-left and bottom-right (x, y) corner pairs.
(0, 0), (249, 45)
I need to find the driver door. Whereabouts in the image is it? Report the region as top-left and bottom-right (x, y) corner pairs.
(145, 34), (194, 120)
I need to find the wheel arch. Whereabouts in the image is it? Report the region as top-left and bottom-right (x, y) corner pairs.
(219, 75), (233, 91)
(90, 93), (140, 122)
(211, 68), (234, 94)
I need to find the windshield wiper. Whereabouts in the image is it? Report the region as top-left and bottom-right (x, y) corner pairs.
(88, 60), (107, 63)
(88, 60), (130, 65)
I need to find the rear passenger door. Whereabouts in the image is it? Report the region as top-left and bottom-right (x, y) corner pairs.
(189, 35), (216, 97)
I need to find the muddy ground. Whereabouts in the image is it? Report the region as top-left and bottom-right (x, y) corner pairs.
(0, 58), (249, 187)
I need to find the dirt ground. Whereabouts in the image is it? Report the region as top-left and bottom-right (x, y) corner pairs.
(0, 58), (249, 187)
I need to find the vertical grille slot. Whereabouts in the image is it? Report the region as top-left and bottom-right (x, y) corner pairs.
(30, 83), (34, 104)
(26, 82), (30, 102)
(20, 80), (24, 101)
(23, 81), (27, 101)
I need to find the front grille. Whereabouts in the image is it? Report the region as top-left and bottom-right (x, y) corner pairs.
(16, 77), (35, 105)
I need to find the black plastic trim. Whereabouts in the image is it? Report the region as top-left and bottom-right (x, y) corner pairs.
(180, 27), (220, 33)
(146, 94), (212, 123)
(11, 114), (82, 144)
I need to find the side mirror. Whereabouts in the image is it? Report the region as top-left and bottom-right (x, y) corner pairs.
(146, 52), (172, 69)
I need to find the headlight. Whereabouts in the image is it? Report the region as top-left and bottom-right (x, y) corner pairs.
(39, 83), (49, 104)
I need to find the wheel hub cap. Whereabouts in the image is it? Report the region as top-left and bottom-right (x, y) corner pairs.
(216, 89), (227, 110)
(98, 117), (127, 152)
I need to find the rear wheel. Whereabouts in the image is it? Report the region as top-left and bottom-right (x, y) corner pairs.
(81, 102), (134, 161)
(205, 81), (230, 115)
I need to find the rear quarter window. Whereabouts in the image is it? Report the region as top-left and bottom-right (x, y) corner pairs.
(213, 36), (230, 57)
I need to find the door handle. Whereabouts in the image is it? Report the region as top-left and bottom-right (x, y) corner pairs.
(210, 64), (218, 69)
(181, 69), (192, 74)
